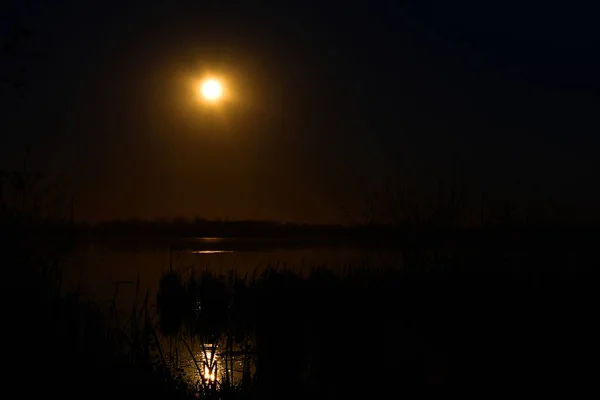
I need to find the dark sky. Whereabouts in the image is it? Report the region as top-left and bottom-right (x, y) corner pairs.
(2, 1), (600, 223)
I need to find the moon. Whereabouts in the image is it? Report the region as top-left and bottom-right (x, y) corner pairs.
(200, 79), (223, 101)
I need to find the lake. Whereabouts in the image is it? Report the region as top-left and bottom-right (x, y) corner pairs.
(61, 237), (405, 386)
(63, 237), (405, 306)
(43, 231), (599, 387)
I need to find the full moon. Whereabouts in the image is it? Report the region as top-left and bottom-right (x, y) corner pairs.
(200, 79), (223, 101)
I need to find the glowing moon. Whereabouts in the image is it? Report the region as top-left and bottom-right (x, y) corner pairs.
(200, 79), (223, 101)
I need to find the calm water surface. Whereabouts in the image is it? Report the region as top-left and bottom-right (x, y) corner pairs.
(62, 237), (404, 385)
(63, 237), (404, 305)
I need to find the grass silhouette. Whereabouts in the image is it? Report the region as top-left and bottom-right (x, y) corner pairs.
(154, 243), (599, 396)
(2, 162), (598, 397)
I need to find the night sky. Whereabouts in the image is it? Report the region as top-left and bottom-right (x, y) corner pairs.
(2, 1), (599, 223)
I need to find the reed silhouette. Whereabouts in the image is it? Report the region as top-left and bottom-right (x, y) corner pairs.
(0, 161), (200, 400)
(3, 150), (599, 397)
(154, 241), (599, 396)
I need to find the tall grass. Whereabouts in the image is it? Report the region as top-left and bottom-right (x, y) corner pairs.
(1, 178), (200, 399)
(155, 245), (600, 395)
(3, 163), (599, 396)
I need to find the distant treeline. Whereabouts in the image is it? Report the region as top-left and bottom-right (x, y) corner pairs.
(90, 218), (350, 239)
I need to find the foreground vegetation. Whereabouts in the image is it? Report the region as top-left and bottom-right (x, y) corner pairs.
(2, 220), (197, 399)
(3, 204), (599, 399)
(155, 243), (598, 395)
(2, 171), (598, 396)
